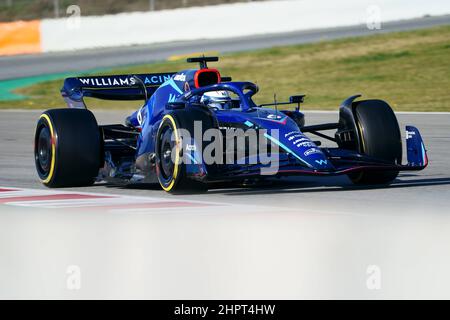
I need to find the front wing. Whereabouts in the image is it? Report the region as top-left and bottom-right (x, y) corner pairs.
(187, 126), (428, 181)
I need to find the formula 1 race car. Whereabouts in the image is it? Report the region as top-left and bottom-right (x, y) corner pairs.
(34, 56), (428, 193)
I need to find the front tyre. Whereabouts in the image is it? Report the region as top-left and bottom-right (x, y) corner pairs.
(155, 108), (217, 193)
(34, 109), (101, 188)
(348, 100), (402, 185)
(156, 114), (183, 192)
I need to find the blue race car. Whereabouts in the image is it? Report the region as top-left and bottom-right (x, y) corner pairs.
(34, 56), (428, 193)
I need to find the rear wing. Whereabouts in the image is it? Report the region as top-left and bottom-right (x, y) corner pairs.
(61, 73), (175, 109)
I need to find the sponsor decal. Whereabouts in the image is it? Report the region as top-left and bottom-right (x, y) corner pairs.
(186, 144), (196, 152)
(285, 131), (299, 137)
(285, 131), (307, 142)
(79, 77), (136, 87)
(296, 141), (316, 148)
(304, 148), (321, 156)
(262, 114), (288, 124)
(289, 136), (307, 142)
(78, 74), (172, 87)
(267, 114), (283, 120)
(144, 74), (172, 85)
(173, 73), (186, 82)
(406, 130), (416, 139)
(315, 159), (328, 165)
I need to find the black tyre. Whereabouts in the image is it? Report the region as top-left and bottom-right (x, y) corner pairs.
(156, 107), (218, 193)
(34, 109), (101, 187)
(349, 100), (402, 185)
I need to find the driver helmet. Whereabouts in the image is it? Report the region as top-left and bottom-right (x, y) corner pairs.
(200, 90), (232, 109)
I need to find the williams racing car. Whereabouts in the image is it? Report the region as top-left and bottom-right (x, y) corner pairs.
(34, 56), (428, 193)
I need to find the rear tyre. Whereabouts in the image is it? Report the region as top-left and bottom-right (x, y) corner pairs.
(156, 107), (217, 194)
(348, 100), (402, 185)
(34, 109), (101, 188)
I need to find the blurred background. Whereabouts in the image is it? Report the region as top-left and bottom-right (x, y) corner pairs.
(1, 0), (449, 110)
(0, 0), (266, 21)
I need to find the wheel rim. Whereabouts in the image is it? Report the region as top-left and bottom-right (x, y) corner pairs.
(159, 126), (175, 181)
(35, 125), (52, 177)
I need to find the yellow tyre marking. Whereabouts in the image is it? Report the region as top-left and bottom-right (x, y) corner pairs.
(39, 114), (56, 184)
(159, 115), (180, 192)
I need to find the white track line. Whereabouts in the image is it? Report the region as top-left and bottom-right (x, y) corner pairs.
(0, 186), (226, 211)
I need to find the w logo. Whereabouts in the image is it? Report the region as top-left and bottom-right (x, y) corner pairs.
(168, 94), (177, 103)
(315, 160), (328, 165)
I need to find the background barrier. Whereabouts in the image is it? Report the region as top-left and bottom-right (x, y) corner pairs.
(0, 20), (41, 55)
(1, 0), (450, 56)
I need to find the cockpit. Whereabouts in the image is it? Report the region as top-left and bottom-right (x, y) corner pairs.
(200, 90), (241, 110)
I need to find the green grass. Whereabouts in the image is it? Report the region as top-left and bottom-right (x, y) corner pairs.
(1, 25), (450, 111)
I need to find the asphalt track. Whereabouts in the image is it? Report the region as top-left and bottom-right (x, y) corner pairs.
(1, 110), (449, 299)
(1, 111), (449, 206)
(1, 15), (450, 299)
(0, 14), (450, 80)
